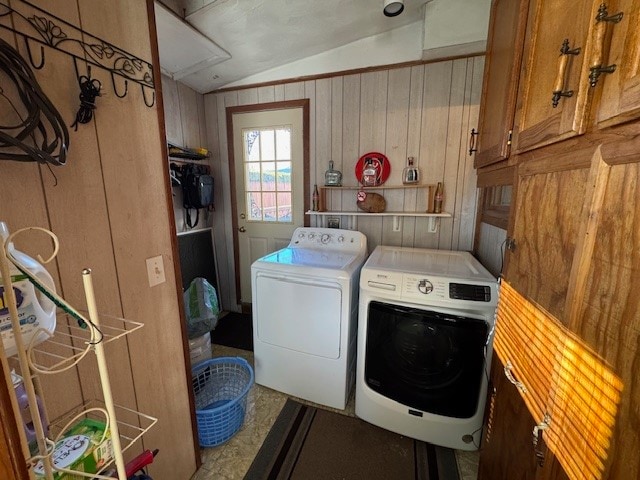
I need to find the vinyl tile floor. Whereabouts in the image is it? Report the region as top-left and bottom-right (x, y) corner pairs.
(190, 345), (479, 480)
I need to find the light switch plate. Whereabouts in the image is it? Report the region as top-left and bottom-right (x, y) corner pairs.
(146, 255), (166, 287)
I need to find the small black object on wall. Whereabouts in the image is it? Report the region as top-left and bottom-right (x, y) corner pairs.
(180, 164), (214, 228)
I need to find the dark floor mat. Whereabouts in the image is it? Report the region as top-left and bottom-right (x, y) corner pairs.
(244, 399), (460, 480)
(211, 312), (253, 351)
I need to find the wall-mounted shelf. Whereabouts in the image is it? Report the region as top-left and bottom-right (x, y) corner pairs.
(312, 183), (448, 232)
(168, 143), (209, 162)
(306, 210), (451, 232)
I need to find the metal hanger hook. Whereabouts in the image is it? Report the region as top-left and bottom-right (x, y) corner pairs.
(24, 37), (45, 70)
(111, 73), (128, 98)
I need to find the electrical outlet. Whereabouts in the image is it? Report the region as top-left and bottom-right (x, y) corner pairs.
(146, 255), (166, 287)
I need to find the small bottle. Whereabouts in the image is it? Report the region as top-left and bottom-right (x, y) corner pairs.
(324, 161), (342, 187)
(312, 184), (319, 211)
(362, 158), (378, 187)
(402, 157), (420, 185)
(434, 182), (444, 214)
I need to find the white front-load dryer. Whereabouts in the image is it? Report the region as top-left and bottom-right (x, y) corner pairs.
(252, 227), (367, 410)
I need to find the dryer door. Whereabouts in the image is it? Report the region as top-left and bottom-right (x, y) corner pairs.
(364, 301), (489, 418)
(254, 272), (342, 358)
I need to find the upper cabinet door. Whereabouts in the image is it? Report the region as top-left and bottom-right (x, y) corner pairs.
(594, 0), (640, 128)
(514, 0), (595, 153)
(474, 0), (530, 168)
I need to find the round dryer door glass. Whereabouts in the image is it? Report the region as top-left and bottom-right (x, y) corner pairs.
(364, 301), (489, 419)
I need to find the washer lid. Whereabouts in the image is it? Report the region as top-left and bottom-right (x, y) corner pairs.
(365, 246), (495, 281)
(257, 247), (360, 270)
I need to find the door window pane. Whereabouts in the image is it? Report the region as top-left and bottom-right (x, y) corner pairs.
(276, 128), (291, 160)
(260, 130), (275, 161)
(277, 193), (292, 221)
(261, 162), (276, 191)
(243, 125), (294, 224)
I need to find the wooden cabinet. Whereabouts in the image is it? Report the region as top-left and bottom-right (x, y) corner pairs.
(478, 353), (538, 480)
(514, 0), (596, 152)
(595, 0), (640, 128)
(474, 0), (530, 168)
(476, 1), (640, 479)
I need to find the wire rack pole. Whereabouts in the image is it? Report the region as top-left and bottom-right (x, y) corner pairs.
(81, 268), (127, 480)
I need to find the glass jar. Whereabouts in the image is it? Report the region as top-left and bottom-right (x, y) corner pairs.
(362, 158), (378, 187)
(324, 161), (342, 186)
(402, 157), (420, 184)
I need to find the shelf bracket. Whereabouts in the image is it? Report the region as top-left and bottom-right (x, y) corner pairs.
(427, 217), (440, 233)
(392, 216), (402, 232)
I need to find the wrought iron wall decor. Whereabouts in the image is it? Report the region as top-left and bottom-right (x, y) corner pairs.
(0, 0), (156, 107)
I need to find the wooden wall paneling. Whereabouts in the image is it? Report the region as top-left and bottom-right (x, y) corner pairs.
(237, 88), (258, 106)
(204, 93), (234, 311)
(340, 74), (361, 218)
(330, 77), (344, 213)
(439, 58), (470, 251)
(77, 2), (196, 478)
(476, 222), (508, 277)
(160, 75), (184, 146)
(416, 61), (453, 249)
(359, 71), (388, 153)
(29, 46), (128, 419)
(505, 167), (590, 322)
(218, 91), (240, 310)
(454, 56), (484, 251)
(304, 81), (317, 225)
(197, 92), (208, 150)
(178, 83), (202, 148)
(284, 81), (305, 100)
(315, 78), (332, 188)
(0, 5), (85, 422)
(400, 65), (426, 247)
(257, 85), (276, 104)
(357, 71), (388, 250)
(381, 67), (411, 246)
(274, 84), (285, 102)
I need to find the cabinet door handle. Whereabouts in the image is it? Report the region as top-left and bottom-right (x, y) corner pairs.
(552, 39), (581, 108)
(504, 360), (527, 393)
(468, 128), (479, 155)
(589, 3), (624, 87)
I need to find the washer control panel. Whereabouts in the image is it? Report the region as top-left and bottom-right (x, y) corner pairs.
(403, 275), (448, 300)
(290, 227), (365, 253)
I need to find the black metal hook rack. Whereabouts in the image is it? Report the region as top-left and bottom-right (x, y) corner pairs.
(0, 0), (156, 107)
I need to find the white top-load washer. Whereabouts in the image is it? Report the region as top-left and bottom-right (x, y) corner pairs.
(251, 227), (367, 410)
(356, 246), (498, 450)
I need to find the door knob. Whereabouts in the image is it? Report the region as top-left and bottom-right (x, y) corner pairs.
(240, 213), (246, 219)
(238, 226), (246, 232)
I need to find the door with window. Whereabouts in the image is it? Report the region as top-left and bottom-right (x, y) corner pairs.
(230, 102), (309, 305)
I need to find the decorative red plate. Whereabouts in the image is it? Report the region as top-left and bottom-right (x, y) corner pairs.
(354, 152), (391, 186)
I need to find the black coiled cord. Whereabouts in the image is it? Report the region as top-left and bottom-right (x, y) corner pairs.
(0, 37), (69, 166)
(70, 72), (101, 131)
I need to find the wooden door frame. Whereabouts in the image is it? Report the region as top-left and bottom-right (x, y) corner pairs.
(226, 100), (310, 310)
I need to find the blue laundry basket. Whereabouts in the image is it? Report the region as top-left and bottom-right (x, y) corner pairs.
(191, 357), (254, 447)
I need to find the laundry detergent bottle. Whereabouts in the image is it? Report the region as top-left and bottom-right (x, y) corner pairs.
(0, 222), (56, 357)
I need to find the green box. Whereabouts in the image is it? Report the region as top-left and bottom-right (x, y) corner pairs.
(34, 418), (113, 479)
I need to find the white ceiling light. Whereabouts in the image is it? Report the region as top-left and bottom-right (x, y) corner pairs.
(383, 0), (404, 17)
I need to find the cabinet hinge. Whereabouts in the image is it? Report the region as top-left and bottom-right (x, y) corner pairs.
(507, 130), (513, 146)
